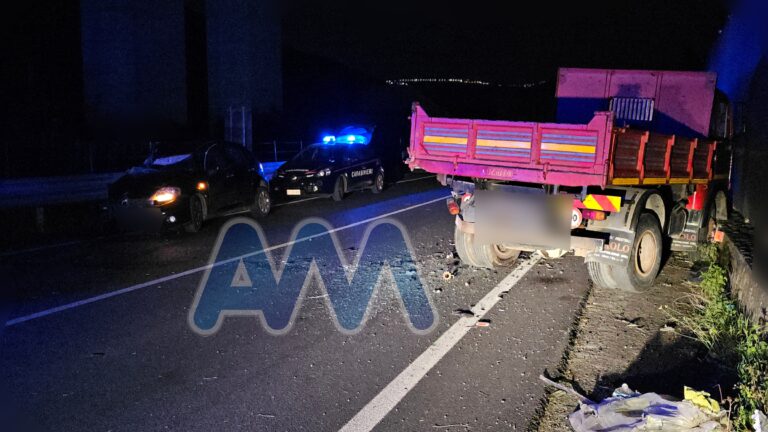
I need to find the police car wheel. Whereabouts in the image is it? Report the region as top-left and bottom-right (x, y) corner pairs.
(332, 176), (346, 201)
(371, 170), (384, 194)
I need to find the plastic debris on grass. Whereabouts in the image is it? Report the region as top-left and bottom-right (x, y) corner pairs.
(754, 410), (768, 432)
(540, 376), (728, 431)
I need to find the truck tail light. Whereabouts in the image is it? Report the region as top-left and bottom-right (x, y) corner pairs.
(447, 199), (461, 215)
(582, 210), (606, 221)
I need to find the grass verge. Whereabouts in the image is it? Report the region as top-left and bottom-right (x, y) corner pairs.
(675, 243), (768, 430)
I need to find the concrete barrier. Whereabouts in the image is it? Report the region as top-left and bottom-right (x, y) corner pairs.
(723, 215), (767, 323)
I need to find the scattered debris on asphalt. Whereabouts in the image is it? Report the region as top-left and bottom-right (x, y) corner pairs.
(452, 309), (474, 318)
(432, 423), (469, 429)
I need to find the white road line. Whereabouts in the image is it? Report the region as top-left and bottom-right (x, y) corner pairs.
(1, 176), (435, 257)
(0, 240), (85, 258)
(339, 254), (542, 432)
(395, 175), (435, 184)
(5, 194), (451, 327)
(271, 176), (433, 207)
(272, 196), (323, 207)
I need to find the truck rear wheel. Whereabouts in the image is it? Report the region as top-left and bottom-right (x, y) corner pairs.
(490, 244), (520, 267)
(587, 261), (618, 290)
(611, 212), (663, 292)
(454, 225), (519, 269)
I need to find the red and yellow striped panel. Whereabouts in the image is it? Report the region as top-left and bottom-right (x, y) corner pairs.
(573, 194), (621, 212)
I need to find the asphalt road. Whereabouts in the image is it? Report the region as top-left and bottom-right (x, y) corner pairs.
(0, 174), (589, 431)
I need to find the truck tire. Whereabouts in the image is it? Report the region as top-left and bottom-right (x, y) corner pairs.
(490, 245), (520, 267)
(454, 226), (520, 269)
(688, 191), (727, 262)
(611, 212), (663, 292)
(587, 261), (618, 290)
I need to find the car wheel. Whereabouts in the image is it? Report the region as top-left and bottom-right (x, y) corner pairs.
(252, 184), (271, 218)
(184, 195), (204, 233)
(332, 176), (346, 201)
(371, 169), (385, 194)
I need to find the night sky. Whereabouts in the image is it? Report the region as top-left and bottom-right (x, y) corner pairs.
(284, 0), (728, 84)
(1, 0), (735, 177)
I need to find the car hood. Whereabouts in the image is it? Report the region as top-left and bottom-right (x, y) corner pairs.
(109, 166), (194, 199)
(278, 158), (335, 173)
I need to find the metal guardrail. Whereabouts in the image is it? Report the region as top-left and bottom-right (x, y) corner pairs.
(0, 173), (123, 208)
(0, 162), (285, 209)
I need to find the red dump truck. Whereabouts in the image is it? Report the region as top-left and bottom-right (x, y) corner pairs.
(407, 68), (733, 291)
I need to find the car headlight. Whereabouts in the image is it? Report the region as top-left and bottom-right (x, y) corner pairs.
(149, 187), (181, 205)
(317, 168), (331, 177)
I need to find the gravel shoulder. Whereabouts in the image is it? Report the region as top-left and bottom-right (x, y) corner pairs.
(534, 254), (734, 431)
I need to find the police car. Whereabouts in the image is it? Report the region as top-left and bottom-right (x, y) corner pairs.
(271, 127), (385, 201)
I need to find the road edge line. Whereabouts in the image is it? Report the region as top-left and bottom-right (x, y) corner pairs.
(339, 254), (542, 432)
(5, 194), (450, 327)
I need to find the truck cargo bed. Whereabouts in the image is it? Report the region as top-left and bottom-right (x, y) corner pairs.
(407, 103), (720, 188)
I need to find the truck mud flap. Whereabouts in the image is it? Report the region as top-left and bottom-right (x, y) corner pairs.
(670, 211), (702, 252)
(585, 230), (634, 266)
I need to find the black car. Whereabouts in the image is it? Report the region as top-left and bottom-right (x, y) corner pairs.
(271, 132), (384, 201)
(108, 141), (271, 233)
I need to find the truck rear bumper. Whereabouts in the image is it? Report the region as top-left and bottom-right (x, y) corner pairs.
(455, 217), (604, 257)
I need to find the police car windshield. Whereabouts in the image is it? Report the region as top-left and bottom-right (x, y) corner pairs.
(295, 145), (336, 163)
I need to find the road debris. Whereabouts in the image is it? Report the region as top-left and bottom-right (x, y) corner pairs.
(753, 410), (768, 432)
(475, 319), (491, 327)
(452, 309), (474, 318)
(564, 382), (728, 431)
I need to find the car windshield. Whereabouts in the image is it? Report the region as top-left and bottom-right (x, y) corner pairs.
(293, 145), (336, 163)
(143, 142), (200, 170)
(149, 154), (192, 167)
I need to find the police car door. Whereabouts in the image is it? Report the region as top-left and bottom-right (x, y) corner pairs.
(346, 145), (374, 189)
